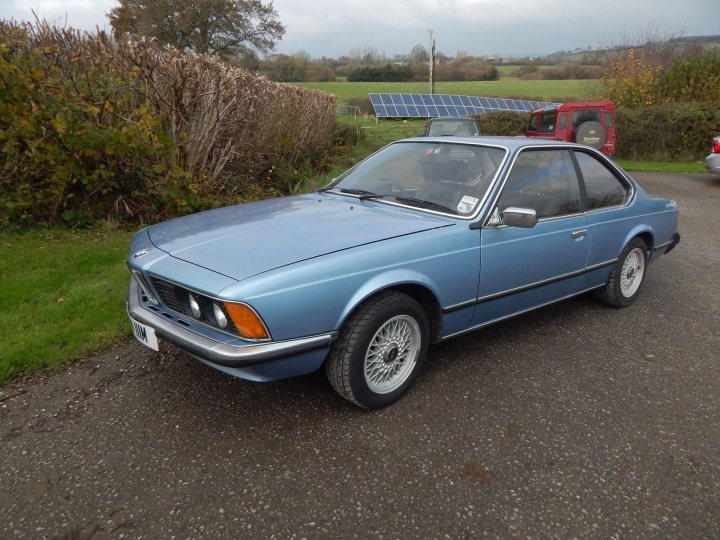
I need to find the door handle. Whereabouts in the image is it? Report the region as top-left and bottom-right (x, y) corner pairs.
(570, 229), (587, 239)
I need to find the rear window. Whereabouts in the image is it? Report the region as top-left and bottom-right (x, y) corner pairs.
(572, 109), (601, 128)
(427, 119), (479, 137)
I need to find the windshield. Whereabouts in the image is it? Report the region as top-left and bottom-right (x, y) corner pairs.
(330, 142), (506, 216)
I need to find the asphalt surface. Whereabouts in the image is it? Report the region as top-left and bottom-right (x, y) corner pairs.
(1, 172), (719, 539)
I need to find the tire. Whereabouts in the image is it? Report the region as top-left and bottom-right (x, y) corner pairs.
(593, 238), (648, 307)
(326, 291), (429, 409)
(575, 121), (606, 150)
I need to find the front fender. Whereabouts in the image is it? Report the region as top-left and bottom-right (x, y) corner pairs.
(335, 269), (444, 330)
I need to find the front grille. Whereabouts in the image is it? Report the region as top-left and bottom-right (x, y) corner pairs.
(149, 277), (189, 315)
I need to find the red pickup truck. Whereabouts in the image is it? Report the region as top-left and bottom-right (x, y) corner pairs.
(525, 101), (617, 158)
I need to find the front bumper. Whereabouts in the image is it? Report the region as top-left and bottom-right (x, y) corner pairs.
(127, 278), (334, 368)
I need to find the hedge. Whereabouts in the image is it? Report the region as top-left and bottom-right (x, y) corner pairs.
(471, 111), (528, 136)
(0, 21), (336, 228)
(616, 103), (720, 160)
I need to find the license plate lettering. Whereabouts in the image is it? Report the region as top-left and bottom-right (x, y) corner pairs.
(130, 317), (159, 351)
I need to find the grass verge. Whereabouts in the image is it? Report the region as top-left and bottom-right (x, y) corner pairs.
(0, 226), (133, 384)
(616, 160), (707, 174)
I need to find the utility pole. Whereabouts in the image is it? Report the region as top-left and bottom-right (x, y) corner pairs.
(427, 28), (436, 94)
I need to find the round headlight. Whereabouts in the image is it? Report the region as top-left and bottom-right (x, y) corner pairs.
(188, 294), (202, 319)
(213, 303), (228, 329)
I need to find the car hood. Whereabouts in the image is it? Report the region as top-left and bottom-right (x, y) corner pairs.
(147, 193), (453, 282)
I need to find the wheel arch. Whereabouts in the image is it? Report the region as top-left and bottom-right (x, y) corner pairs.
(386, 283), (443, 343)
(335, 274), (443, 343)
(623, 227), (654, 254)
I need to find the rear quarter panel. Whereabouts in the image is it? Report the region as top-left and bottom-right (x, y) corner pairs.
(585, 188), (678, 268)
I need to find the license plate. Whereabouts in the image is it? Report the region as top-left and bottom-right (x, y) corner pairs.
(130, 317), (159, 351)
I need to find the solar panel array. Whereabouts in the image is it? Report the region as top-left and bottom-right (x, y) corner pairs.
(369, 93), (558, 119)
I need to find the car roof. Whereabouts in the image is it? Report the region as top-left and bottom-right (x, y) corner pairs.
(399, 135), (587, 151)
(531, 100), (615, 114)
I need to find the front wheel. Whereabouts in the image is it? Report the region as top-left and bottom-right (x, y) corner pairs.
(594, 238), (648, 307)
(326, 291), (429, 409)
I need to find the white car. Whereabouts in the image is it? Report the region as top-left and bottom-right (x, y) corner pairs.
(705, 136), (720, 174)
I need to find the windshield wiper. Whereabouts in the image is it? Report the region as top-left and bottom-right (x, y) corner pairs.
(335, 188), (385, 200)
(393, 196), (458, 215)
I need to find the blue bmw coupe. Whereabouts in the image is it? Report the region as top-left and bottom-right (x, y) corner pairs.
(128, 137), (680, 408)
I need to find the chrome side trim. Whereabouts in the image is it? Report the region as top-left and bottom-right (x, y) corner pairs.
(441, 261), (615, 313)
(442, 299), (477, 314)
(127, 278), (334, 367)
(441, 284), (606, 340)
(477, 267), (586, 304)
(586, 258), (617, 271)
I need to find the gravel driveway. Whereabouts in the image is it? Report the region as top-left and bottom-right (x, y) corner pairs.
(1, 172), (719, 539)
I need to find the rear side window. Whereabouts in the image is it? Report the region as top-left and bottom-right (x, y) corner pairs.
(558, 113), (567, 130)
(574, 152), (628, 209)
(604, 112), (614, 128)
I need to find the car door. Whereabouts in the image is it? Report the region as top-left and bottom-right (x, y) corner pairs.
(472, 148), (590, 325)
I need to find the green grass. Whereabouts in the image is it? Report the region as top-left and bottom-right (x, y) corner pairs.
(616, 159), (707, 173)
(295, 78), (598, 103)
(0, 227), (133, 383)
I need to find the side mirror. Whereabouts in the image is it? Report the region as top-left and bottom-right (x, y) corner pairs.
(502, 207), (537, 228)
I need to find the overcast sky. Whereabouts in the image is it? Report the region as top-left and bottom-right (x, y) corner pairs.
(1, 0), (717, 58)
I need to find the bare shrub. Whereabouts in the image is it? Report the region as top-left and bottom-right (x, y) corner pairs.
(0, 20), (336, 226)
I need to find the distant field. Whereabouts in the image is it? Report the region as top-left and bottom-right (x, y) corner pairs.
(494, 64), (559, 75)
(296, 78), (598, 103)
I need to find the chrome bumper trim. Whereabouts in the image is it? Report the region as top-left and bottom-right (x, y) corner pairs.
(127, 278), (334, 367)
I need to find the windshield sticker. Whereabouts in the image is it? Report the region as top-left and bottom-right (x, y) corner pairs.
(457, 195), (479, 214)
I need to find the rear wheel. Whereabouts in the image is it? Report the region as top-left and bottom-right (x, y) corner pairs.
(326, 291), (429, 409)
(594, 238), (648, 307)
